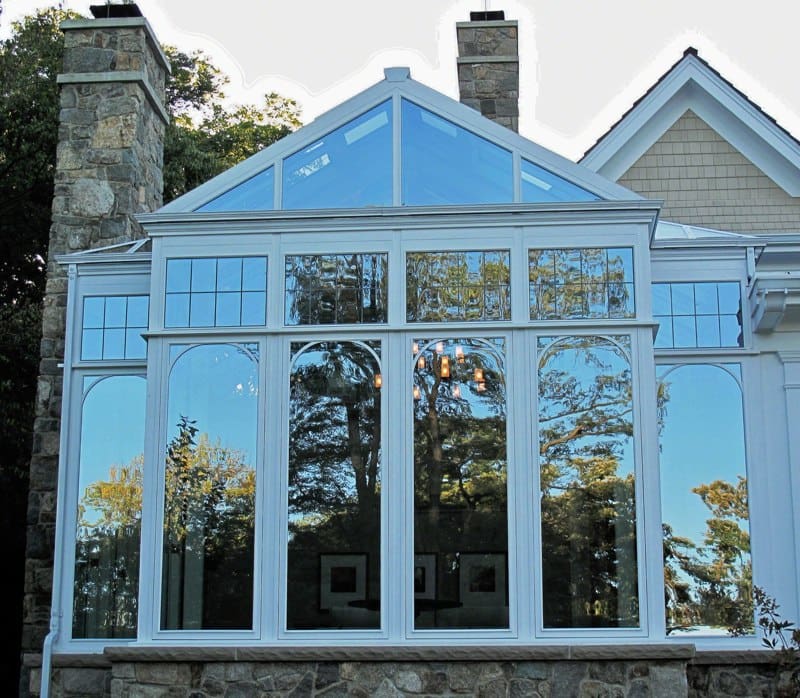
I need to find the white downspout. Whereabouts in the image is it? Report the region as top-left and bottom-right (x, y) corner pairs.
(39, 611), (61, 698)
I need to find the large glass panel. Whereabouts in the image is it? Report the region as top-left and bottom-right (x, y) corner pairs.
(530, 248), (635, 320)
(287, 341), (382, 629)
(407, 251), (510, 322)
(537, 336), (638, 628)
(283, 101), (392, 209)
(161, 344), (258, 630)
(653, 282), (743, 349)
(285, 254), (388, 325)
(402, 100), (513, 205)
(413, 338), (508, 629)
(196, 167), (275, 212)
(165, 257), (267, 328)
(81, 296), (149, 360)
(521, 159), (600, 203)
(658, 364), (752, 635)
(73, 375), (146, 638)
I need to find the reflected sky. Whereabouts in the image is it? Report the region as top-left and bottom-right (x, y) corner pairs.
(79, 376), (146, 525)
(658, 364), (746, 544)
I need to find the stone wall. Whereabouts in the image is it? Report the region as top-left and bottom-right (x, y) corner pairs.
(20, 14), (168, 698)
(26, 650), (800, 697)
(456, 20), (519, 133)
(618, 110), (800, 233)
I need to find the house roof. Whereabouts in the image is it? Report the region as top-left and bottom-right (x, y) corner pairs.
(580, 48), (800, 196)
(159, 67), (639, 214)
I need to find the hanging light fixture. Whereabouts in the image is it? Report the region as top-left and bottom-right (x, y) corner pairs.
(412, 341), (419, 355)
(455, 345), (465, 363)
(436, 341), (444, 354)
(417, 356), (426, 369)
(440, 355), (451, 378)
(473, 367), (484, 382)
(413, 385), (421, 400)
(452, 384), (461, 399)
(374, 373), (383, 389)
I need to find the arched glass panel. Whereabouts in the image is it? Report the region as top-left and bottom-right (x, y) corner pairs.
(537, 336), (638, 628)
(196, 167), (274, 212)
(521, 159), (600, 203)
(73, 375), (146, 639)
(658, 364), (752, 635)
(412, 338), (508, 629)
(161, 344), (258, 630)
(287, 341), (382, 629)
(283, 101), (392, 209)
(402, 100), (513, 205)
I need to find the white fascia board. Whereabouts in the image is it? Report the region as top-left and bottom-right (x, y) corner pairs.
(582, 55), (800, 196)
(160, 79), (399, 213)
(161, 69), (639, 213)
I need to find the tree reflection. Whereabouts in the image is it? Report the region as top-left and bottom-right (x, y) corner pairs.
(538, 336), (638, 628)
(287, 341), (381, 629)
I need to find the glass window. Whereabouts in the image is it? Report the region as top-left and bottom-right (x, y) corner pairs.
(407, 250), (510, 322)
(73, 375), (146, 639)
(195, 167), (275, 212)
(161, 344), (259, 630)
(521, 159), (600, 203)
(81, 296), (148, 360)
(402, 100), (513, 205)
(658, 364), (752, 635)
(537, 336), (638, 628)
(283, 101), (392, 209)
(529, 248), (635, 320)
(287, 341), (382, 629)
(285, 254), (388, 325)
(412, 338), (508, 629)
(653, 282), (742, 348)
(165, 257), (267, 328)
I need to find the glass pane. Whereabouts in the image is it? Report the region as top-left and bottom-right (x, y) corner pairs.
(654, 316), (673, 348)
(538, 336), (638, 628)
(413, 338), (508, 629)
(694, 283), (719, 315)
(696, 315), (721, 347)
(242, 257), (267, 292)
(287, 341), (381, 629)
(658, 365), (752, 635)
(196, 167), (275, 212)
(652, 284), (672, 316)
(217, 258), (242, 292)
(162, 344), (258, 630)
(402, 100), (513, 205)
(407, 251), (510, 322)
(191, 259), (217, 293)
(73, 376), (146, 639)
(165, 294), (190, 328)
(102, 328), (125, 360)
(521, 159), (600, 203)
(83, 297), (105, 328)
(189, 294), (215, 327)
(215, 292), (241, 326)
(241, 292), (266, 326)
(81, 329), (103, 361)
(673, 316), (697, 348)
(283, 102), (392, 209)
(671, 284), (695, 316)
(104, 297), (127, 328)
(718, 282), (741, 315)
(720, 314), (743, 347)
(166, 259), (191, 293)
(125, 328), (146, 359)
(126, 296), (149, 327)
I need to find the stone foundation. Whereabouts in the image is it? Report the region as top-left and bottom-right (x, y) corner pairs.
(24, 646), (799, 697)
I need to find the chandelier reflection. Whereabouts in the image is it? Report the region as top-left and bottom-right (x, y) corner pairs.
(412, 339), (489, 400)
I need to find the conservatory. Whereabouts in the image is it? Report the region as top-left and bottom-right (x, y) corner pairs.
(52, 67), (794, 655)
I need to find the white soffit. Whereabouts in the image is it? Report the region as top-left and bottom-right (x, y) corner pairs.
(581, 51), (800, 197)
(160, 67), (638, 214)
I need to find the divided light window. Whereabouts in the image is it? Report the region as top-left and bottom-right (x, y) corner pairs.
(165, 257), (267, 328)
(653, 282), (742, 348)
(529, 248), (635, 320)
(406, 250), (511, 322)
(284, 253), (388, 325)
(81, 295), (148, 360)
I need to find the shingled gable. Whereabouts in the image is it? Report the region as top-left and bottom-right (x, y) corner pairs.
(158, 66), (639, 215)
(580, 48), (800, 198)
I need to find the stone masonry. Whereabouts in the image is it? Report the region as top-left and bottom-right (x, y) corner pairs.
(21, 12), (168, 698)
(456, 18), (519, 133)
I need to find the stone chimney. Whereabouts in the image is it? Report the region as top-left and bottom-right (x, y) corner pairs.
(21, 5), (168, 695)
(456, 11), (519, 132)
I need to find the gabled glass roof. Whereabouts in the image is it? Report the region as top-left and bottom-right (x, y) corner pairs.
(160, 69), (636, 215)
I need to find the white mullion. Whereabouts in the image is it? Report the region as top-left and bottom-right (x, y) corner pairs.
(528, 330), (546, 637)
(268, 235), (283, 330)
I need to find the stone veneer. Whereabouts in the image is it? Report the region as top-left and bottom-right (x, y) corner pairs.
(21, 13), (168, 698)
(456, 19), (519, 133)
(22, 647), (800, 697)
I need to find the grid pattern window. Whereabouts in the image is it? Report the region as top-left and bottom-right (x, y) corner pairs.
(284, 254), (388, 325)
(529, 248), (635, 320)
(165, 257), (267, 328)
(653, 282), (742, 348)
(81, 295), (148, 360)
(406, 250), (511, 322)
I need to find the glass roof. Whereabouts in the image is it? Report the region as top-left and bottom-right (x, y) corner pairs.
(191, 94), (607, 213)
